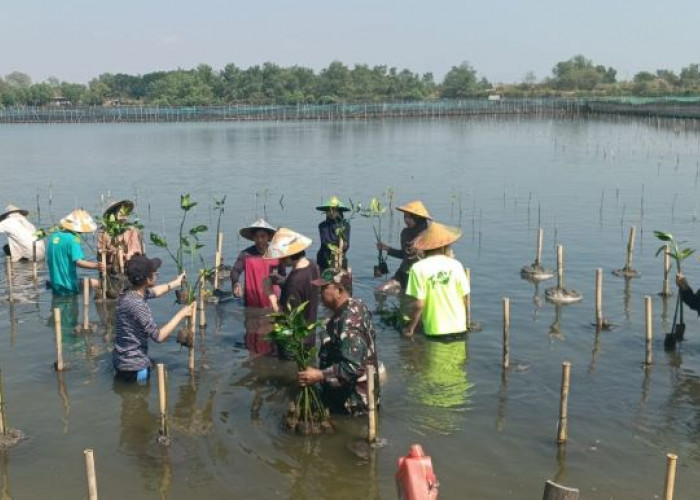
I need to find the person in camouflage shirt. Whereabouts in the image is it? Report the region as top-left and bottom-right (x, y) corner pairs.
(298, 268), (379, 415)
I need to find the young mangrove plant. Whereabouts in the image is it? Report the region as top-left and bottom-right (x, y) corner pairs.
(655, 230), (695, 344)
(150, 194), (208, 303)
(267, 302), (331, 434)
(359, 197), (389, 277)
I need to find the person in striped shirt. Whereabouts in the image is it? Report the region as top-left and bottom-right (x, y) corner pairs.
(113, 255), (192, 383)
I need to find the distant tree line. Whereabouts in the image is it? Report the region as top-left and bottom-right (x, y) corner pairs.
(2, 56), (700, 108)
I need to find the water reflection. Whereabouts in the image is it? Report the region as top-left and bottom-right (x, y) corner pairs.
(55, 372), (71, 434)
(548, 303), (565, 341)
(401, 338), (473, 435)
(0, 450), (11, 500)
(244, 308), (276, 357)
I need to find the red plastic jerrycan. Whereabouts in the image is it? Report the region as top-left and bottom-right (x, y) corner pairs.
(395, 444), (439, 500)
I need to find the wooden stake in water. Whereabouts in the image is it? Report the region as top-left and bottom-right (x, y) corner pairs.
(557, 245), (564, 289)
(32, 240), (38, 285)
(625, 226), (637, 271)
(157, 363), (168, 438)
(82, 277), (90, 331)
(6, 259), (13, 303)
(100, 253), (107, 300)
(117, 247), (125, 275)
(595, 269), (603, 329)
(188, 303), (197, 372)
(542, 480), (579, 500)
(0, 367), (7, 436)
(198, 279), (206, 329)
(535, 228), (544, 265)
(502, 298), (510, 370)
(663, 453), (678, 500)
(465, 268), (471, 327)
(366, 364), (377, 443)
(662, 245), (672, 297)
(645, 296), (653, 366)
(84, 449), (98, 500)
(557, 361), (571, 444)
(54, 308), (64, 371)
(214, 231), (224, 289)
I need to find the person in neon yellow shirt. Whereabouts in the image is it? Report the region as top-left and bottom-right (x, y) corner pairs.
(404, 222), (469, 338)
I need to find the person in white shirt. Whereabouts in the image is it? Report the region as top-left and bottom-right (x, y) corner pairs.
(0, 205), (45, 262)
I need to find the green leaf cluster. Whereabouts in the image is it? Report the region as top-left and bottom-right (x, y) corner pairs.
(654, 230), (695, 272)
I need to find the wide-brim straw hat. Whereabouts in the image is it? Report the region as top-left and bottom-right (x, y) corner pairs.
(0, 205), (29, 222)
(315, 196), (350, 212)
(60, 209), (98, 233)
(240, 218), (277, 241)
(412, 221), (462, 251)
(396, 200), (432, 220)
(263, 227), (312, 259)
(103, 199), (135, 218)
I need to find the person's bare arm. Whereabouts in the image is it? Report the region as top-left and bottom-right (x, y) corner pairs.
(403, 299), (424, 337)
(155, 303), (194, 342)
(76, 259), (105, 273)
(150, 273), (186, 298)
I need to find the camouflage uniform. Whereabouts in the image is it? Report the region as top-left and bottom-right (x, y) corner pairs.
(319, 298), (378, 415)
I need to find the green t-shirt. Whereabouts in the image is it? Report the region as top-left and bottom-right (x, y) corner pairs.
(47, 230), (85, 295)
(406, 255), (470, 336)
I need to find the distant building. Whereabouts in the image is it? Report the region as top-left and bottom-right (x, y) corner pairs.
(487, 94), (502, 101)
(49, 96), (71, 107)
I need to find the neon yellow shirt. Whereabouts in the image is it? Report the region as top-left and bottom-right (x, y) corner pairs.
(406, 255), (470, 336)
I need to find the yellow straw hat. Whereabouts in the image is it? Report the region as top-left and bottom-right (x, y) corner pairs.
(412, 221), (462, 251)
(60, 209), (98, 233)
(263, 228), (312, 259)
(396, 200), (432, 220)
(103, 199), (135, 218)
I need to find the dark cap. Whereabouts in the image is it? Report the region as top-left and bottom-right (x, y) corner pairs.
(126, 255), (162, 285)
(311, 268), (352, 288)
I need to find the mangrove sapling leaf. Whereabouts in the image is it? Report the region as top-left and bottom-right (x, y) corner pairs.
(654, 230), (695, 272)
(267, 302), (330, 434)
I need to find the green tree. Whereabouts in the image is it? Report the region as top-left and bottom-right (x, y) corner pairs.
(551, 55), (615, 90)
(441, 62), (484, 98)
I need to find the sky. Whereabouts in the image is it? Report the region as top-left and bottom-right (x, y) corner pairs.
(3, 0), (700, 85)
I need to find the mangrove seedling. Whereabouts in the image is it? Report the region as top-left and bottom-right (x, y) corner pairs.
(150, 194), (208, 303)
(267, 302), (331, 434)
(655, 230), (695, 344)
(98, 206), (144, 272)
(359, 197), (389, 277)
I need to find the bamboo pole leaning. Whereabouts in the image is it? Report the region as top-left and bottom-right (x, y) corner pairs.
(645, 296), (653, 366)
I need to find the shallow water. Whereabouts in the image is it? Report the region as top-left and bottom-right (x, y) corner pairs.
(1, 117), (700, 498)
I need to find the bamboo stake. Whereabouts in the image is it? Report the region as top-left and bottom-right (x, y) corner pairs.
(535, 227), (544, 265)
(465, 268), (471, 327)
(53, 308), (64, 371)
(557, 361), (571, 444)
(662, 245), (671, 296)
(32, 240), (38, 285)
(366, 364), (377, 443)
(188, 303), (197, 372)
(198, 278), (206, 329)
(663, 453), (678, 500)
(84, 449), (98, 500)
(117, 247), (124, 275)
(0, 367), (7, 436)
(645, 296), (653, 366)
(502, 298), (510, 370)
(625, 226), (636, 270)
(100, 253), (107, 300)
(5, 259), (13, 303)
(82, 277), (90, 331)
(213, 252), (221, 290)
(595, 269), (603, 329)
(557, 245), (564, 289)
(157, 363), (168, 438)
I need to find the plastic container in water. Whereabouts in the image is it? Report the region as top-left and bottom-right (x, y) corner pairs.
(396, 444), (439, 500)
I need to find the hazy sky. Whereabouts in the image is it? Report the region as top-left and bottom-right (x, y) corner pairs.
(3, 0), (699, 84)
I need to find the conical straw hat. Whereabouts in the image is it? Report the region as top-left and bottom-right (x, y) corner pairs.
(316, 196), (350, 212)
(412, 221), (462, 251)
(240, 218), (277, 241)
(103, 199), (135, 218)
(396, 200), (432, 220)
(60, 209), (98, 233)
(0, 205), (28, 222)
(263, 227), (312, 259)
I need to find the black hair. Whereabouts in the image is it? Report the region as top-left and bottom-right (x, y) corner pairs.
(289, 250), (306, 261)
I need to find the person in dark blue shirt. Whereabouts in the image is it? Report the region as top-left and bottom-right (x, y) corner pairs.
(315, 196), (351, 271)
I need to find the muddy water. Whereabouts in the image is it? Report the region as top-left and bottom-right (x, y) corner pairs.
(1, 117), (700, 498)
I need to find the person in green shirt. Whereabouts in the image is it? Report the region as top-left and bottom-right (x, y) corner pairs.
(47, 209), (105, 295)
(404, 221), (469, 338)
